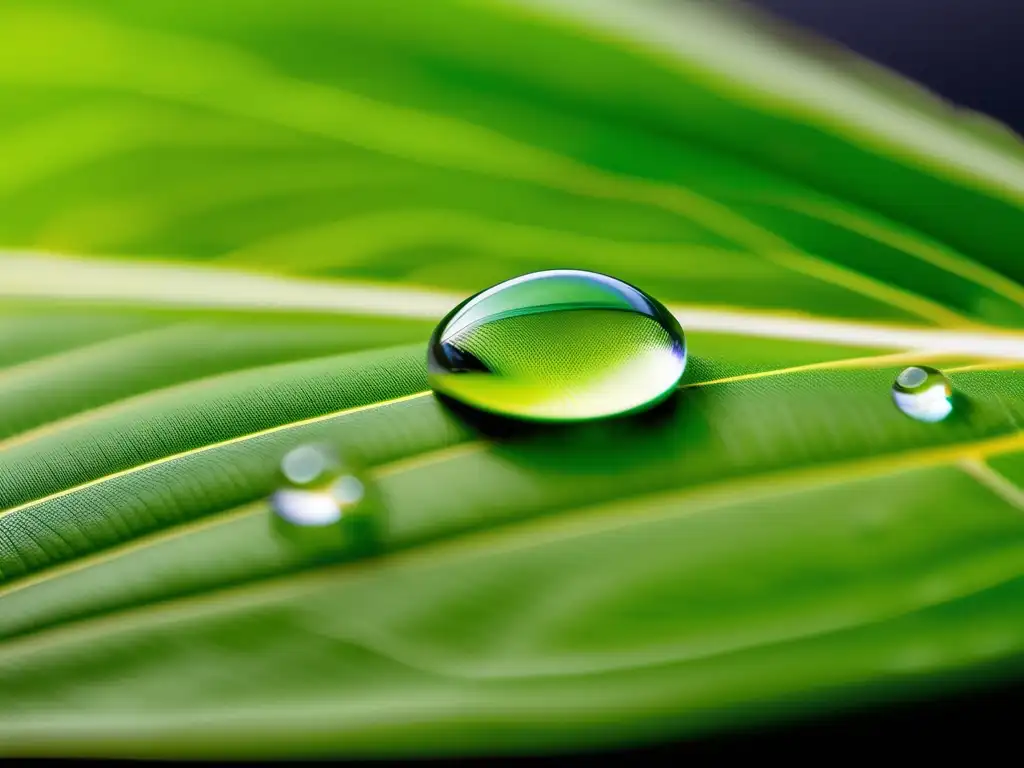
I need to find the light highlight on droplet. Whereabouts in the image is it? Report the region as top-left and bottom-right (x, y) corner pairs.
(271, 488), (344, 527)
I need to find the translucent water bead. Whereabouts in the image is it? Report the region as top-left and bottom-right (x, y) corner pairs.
(892, 366), (954, 423)
(427, 270), (686, 422)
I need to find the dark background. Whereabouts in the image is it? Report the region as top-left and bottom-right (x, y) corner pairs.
(748, 0), (1024, 134)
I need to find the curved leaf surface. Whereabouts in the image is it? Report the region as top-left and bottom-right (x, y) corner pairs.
(1, 0), (1023, 758)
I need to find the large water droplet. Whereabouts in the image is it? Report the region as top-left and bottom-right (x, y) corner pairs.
(892, 366), (953, 423)
(427, 270), (686, 421)
(270, 443), (380, 554)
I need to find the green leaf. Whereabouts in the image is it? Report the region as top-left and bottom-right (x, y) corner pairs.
(1, 0), (1023, 758)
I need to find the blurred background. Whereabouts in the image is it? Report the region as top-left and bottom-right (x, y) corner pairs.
(751, 0), (1024, 132)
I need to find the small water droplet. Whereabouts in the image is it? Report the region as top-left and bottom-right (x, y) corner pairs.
(892, 366), (953, 423)
(427, 269), (686, 421)
(270, 443), (379, 555)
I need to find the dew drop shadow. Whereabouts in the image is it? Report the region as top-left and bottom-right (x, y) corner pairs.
(431, 387), (713, 477)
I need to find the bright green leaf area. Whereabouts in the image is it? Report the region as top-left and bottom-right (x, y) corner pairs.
(1, 0), (1024, 758)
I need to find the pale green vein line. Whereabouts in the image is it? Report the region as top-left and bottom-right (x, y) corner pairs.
(0, 338), (424, 454)
(373, 441), (488, 481)
(670, 308), (1024, 360)
(375, 360), (1024, 490)
(219, 208), (745, 275)
(0, 104), (302, 199)
(6, 250), (1024, 358)
(0, 346), (978, 600)
(0, 438), (480, 601)
(3, 427), (1024, 661)
(960, 459), (1024, 512)
(0, 250), (460, 320)
(305, 554), (1024, 682)
(0, 324), (182, 387)
(374, 434), (1024, 561)
(0, 107), (166, 199)
(679, 349), (953, 390)
(947, 360), (1024, 374)
(0, 7), (963, 323)
(0, 502), (266, 601)
(36, 161), (387, 255)
(0, 346), (956, 600)
(564, 178), (971, 327)
(0, 391), (432, 522)
(751, 195), (1024, 308)
(373, 351), (960, 479)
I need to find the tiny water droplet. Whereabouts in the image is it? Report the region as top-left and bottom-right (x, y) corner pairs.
(892, 366), (953, 423)
(427, 269), (686, 421)
(270, 443), (380, 554)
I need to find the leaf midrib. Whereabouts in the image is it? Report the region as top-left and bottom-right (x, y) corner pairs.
(8, 250), (1024, 353)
